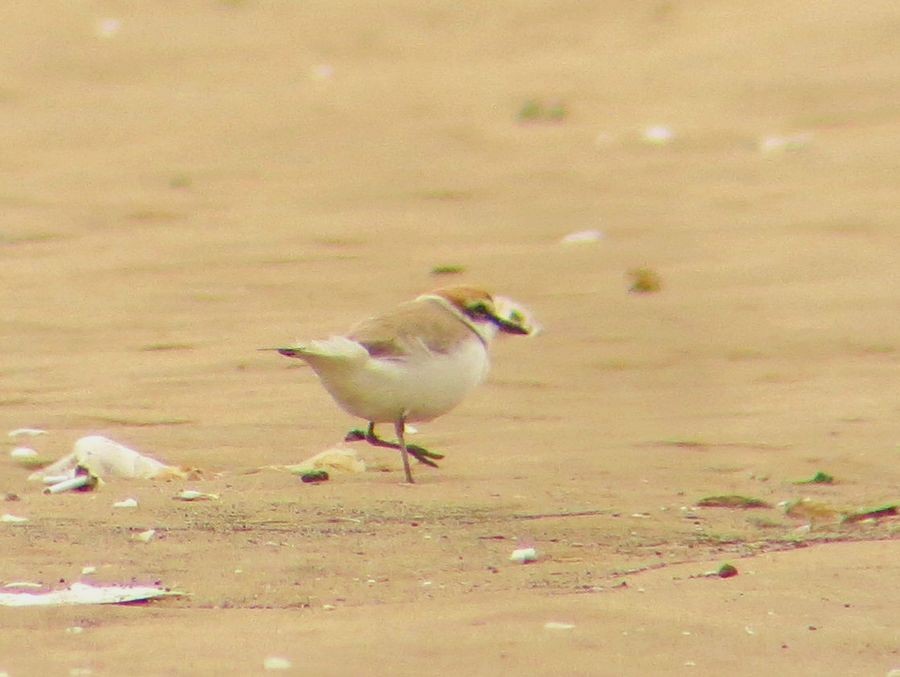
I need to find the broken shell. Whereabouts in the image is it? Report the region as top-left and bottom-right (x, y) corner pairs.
(174, 490), (218, 501)
(286, 447), (365, 475)
(641, 125), (675, 144)
(0, 581), (182, 607)
(113, 498), (139, 509)
(561, 229), (604, 244)
(10, 447), (39, 459)
(509, 547), (538, 564)
(133, 529), (156, 543)
(8, 428), (47, 438)
(1, 514), (29, 524)
(3, 582), (42, 589)
(263, 657), (293, 671)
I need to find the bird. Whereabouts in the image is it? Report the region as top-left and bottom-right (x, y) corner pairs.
(266, 285), (536, 483)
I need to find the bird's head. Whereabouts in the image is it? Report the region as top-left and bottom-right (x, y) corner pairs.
(430, 286), (539, 337)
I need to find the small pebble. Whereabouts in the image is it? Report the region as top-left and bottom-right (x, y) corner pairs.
(113, 498), (138, 509)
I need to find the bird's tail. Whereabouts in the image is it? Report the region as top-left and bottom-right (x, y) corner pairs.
(260, 336), (369, 365)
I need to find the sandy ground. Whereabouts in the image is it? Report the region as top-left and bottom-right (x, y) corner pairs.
(1, 1), (898, 675)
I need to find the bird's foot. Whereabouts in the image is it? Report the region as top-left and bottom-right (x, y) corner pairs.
(344, 428), (368, 443)
(344, 428), (444, 467)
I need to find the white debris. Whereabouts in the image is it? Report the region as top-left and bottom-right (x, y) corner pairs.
(3, 582), (41, 589)
(758, 132), (813, 154)
(544, 622), (576, 630)
(8, 428), (47, 438)
(310, 64), (334, 81)
(561, 229), (604, 245)
(509, 547), (538, 564)
(10, 447), (39, 460)
(43, 473), (98, 495)
(113, 498), (139, 509)
(30, 436), (189, 483)
(0, 581), (181, 607)
(81, 566), (97, 575)
(1, 514), (29, 524)
(641, 125), (675, 145)
(95, 18), (122, 39)
(264, 657), (293, 671)
(284, 447), (366, 475)
(174, 490), (218, 501)
(133, 529), (156, 543)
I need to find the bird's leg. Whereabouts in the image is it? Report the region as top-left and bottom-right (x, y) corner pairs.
(344, 422), (444, 467)
(395, 418), (414, 484)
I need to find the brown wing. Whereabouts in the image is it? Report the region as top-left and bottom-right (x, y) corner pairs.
(347, 297), (476, 359)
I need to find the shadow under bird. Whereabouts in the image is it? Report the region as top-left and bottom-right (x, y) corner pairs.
(264, 285), (538, 483)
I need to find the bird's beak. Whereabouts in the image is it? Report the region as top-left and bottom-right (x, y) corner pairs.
(488, 312), (530, 335)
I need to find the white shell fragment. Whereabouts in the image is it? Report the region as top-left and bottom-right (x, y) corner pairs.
(8, 428), (48, 438)
(509, 547), (538, 564)
(81, 566), (97, 575)
(544, 622), (576, 630)
(263, 657), (293, 671)
(29, 436), (189, 483)
(0, 582), (182, 607)
(284, 447), (366, 475)
(174, 490), (218, 501)
(10, 447), (39, 460)
(758, 132), (813, 154)
(133, 529), (156, 543)
(561, 229), (604, 244)
(3, 582), (42, 589)
(642, 125), (675, 144)
(112, 498), (139, 509)
(95, 18), (122, 39)
(1, 514), (29, 524)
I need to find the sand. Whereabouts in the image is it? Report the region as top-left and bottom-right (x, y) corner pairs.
(1, 1), (898, 675)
